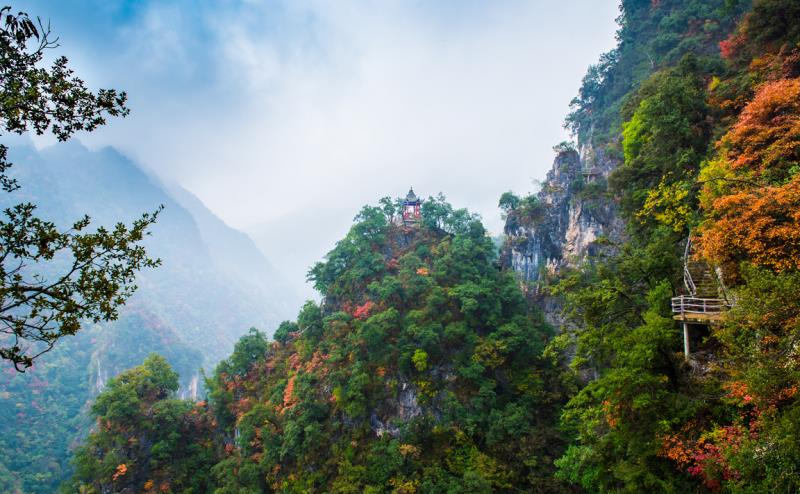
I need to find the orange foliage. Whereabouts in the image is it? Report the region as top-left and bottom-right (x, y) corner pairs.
(112, 463), (128, 481)
(353, 301), (376, 320)
(304, 351), (329, 376)
(659, 426), (748, 491)
(658, 381), (800, 489)
(601, 400), (620, 429)
(747, 49), (800, 82)
(777, 384), (798, 401)
(724, 380), (752, 404)
(700, 176), (800, 271)
(281, 375), (297, 413)
(660, 433), (693, 467)
(416, 267), (429, 276)
(288, 353), (302, 371)
(760, 333), (780, 346)
(699, 78), (800, 272)
(722, 78), (800, 178)
(232, 397), (253, 417)
(719, 32), (745, 60)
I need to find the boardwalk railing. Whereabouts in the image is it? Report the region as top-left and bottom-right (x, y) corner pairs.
(672, 295), (733, 360)
(683, 264), (697, 296)
(671, 295), (731, 315)
(683, 239), (697, 296)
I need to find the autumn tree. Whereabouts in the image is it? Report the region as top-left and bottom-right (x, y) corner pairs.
(698, 77), (800, 272)
(0, 7), (160, 370)
(65, 355), (216, 493)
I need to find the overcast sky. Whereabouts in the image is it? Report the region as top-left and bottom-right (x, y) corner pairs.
(23, 0), (619, 297)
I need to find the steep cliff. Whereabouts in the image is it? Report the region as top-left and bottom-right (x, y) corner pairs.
(512, 2), (800, 492)
(503, 0), (748, 322)
(502, 145), (623, 311)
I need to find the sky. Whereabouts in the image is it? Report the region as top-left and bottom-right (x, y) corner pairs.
(22, 0), (620, 298)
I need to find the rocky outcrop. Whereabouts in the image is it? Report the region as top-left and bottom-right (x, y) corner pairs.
(370, 379), (423, 438)
(369, 369), (457, 438)
(502, 145), (624, 325)
(179, 374), (201, 400)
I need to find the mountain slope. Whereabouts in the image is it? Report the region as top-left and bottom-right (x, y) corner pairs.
(66, 196), (576, 493)
(6, 139), (296, 364)
(0, 139), (296, 493)
(167, 183), (299, 317)
(502, 1), (800, 492)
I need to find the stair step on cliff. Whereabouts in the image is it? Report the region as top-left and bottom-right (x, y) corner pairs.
(685, 259), (721, 298)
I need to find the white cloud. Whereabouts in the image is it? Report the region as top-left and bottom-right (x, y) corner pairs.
(55, 0), (620, 296)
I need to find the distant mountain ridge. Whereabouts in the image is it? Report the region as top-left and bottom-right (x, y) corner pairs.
(0, 138), (300, 493)
(167, 183), (297, 317)
(7, 138), (299, 363)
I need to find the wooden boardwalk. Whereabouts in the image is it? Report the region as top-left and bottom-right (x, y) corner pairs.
(671, 238), (733, 359)
(671, 295), (730, 322)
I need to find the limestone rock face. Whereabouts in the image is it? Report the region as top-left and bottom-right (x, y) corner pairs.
(369, 379), (423, 438)
(502, 145), (624, 325)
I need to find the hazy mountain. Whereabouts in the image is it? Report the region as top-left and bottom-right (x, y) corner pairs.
(167, 183), (298, 315)
(0, 138), (300, 492)
(7, 138), (299, 362)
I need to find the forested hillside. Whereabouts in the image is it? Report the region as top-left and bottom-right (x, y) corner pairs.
(505, 0), (800, 491)
(48, 0), (800, 492)
(66, 197), (578, 493)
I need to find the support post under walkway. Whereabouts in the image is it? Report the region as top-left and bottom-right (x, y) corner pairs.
(683, 322), (690, 360)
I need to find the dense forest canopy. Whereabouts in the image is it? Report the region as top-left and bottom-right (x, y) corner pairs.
(68, 197), (578, 493)
(545, 0), (800, 491)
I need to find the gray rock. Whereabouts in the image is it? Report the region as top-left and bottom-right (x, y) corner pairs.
(502, 144), (624, 328)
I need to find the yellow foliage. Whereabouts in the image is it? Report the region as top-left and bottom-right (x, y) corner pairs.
(390, 477), (419, 493)
(637, 178), (692, 232)
(399, 444), (420, 458)
(472, 339), (507, 368)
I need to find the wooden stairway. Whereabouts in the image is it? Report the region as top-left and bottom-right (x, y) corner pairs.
(672, 237), (732, 360)
(685, 258), (719, 298)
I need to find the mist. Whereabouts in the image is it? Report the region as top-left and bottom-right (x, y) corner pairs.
(23, 0), (619, 298)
